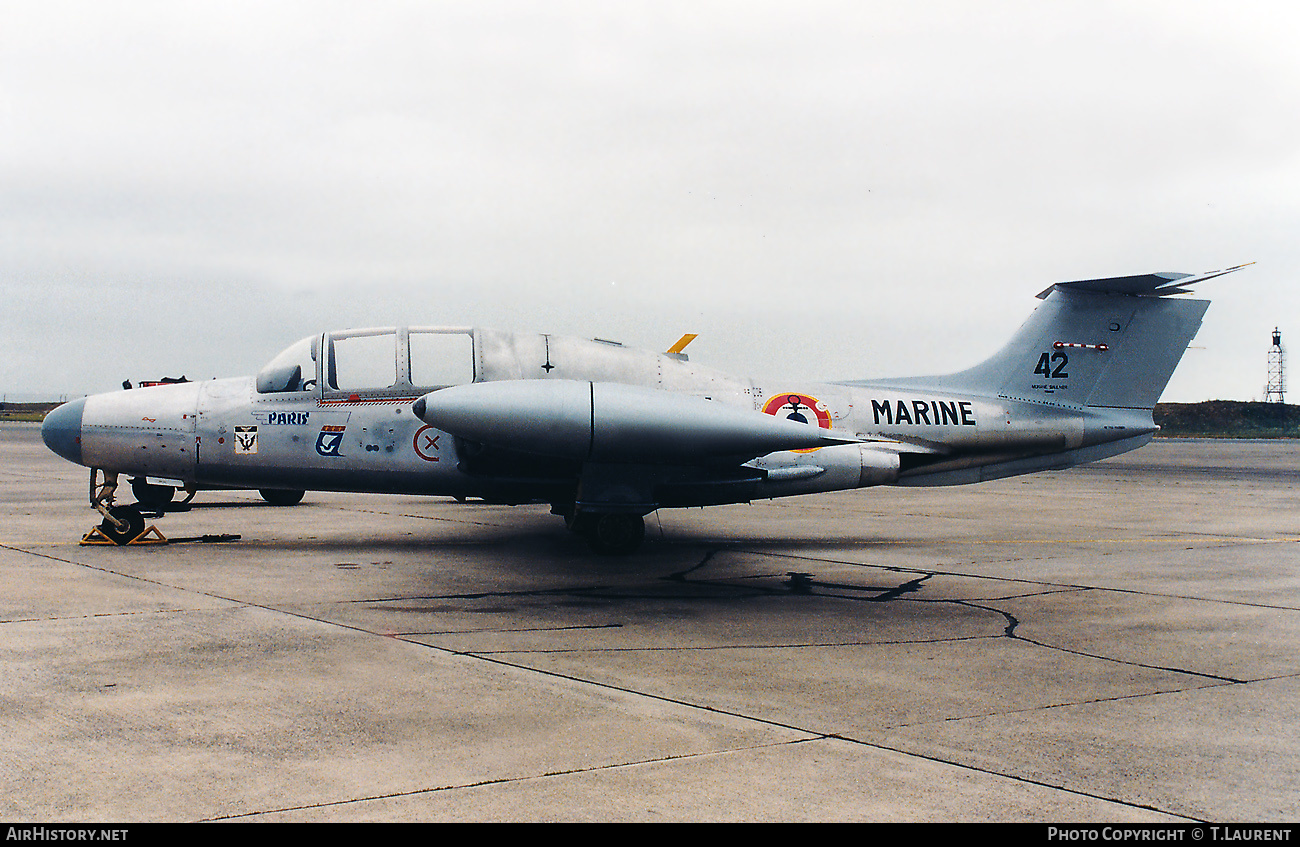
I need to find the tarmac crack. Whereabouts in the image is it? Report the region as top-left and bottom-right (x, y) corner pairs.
(950, 599), (1019, 637)
(878, 680), (1239, 731)
(388, 622), (624, 637)
(664, 547), (723, 582)
(1008, 632), (1246, 684)
(661, 547), (942, 603)
(917, 595), (1248, 685)
(820, 731), (1204, 822)
(468, 634), (995, 655)
(745, 547), (1300, 611)
(201, 737), (821, 821)
(660, 548), (1252, 687)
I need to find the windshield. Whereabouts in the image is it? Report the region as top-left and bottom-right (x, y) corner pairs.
(255, 336), (318, 393)
(256, 327), (475, 397)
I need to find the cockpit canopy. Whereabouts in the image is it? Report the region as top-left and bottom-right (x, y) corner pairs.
(256, 336), (317, 393)
(256, 327), (474, 397)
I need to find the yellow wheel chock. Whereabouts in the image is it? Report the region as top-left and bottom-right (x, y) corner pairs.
(80, 524), (168, 546)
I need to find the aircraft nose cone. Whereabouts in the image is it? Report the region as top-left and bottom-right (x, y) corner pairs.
(41, 397), (86, 465)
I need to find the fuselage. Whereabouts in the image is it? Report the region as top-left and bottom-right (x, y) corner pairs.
(42, 325), (1157, 508)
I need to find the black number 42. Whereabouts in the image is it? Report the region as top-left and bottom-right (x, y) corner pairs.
(1034, 351), (1069, 378)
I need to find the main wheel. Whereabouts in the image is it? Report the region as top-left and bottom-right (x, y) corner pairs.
(260, 489), (305, 506)
(100, 505), (145, 545)
(586, 514), (646, 555)
(565, 512), (598, 535)
(130, 478), (175, 508)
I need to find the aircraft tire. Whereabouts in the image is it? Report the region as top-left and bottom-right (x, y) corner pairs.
(130, 478), (175, 507)
(100, 505), (145, 545)
(586, 514), (645, 555)
(260, 489), (306, 506)
(565, 512), (598, 535)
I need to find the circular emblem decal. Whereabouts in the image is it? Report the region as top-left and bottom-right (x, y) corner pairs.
(761, 393), (832, 452)
(412, 425), (441, 462)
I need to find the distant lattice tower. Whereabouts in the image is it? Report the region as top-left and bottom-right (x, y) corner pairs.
(1265, 327), (1285, 403)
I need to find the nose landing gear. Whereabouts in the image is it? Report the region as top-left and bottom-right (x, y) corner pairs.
(81, 469), (167, 545)
(97, 504), (146, 545)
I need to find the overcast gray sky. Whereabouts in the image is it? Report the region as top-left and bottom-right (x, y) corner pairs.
(3, 0), (1298, 402)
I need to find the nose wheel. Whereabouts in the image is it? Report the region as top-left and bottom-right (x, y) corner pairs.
(98, 505), (146, 545)
(82, 469), (166, 545)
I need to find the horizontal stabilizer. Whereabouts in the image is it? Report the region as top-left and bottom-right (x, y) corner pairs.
(1036, 263), (1252, 299)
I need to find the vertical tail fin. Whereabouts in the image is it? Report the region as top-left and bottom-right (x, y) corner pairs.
(893, 267), (1246, 410)
(985, 281), (1209, 410)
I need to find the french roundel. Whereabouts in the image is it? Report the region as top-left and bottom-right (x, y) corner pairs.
(762, 393), (832, 429)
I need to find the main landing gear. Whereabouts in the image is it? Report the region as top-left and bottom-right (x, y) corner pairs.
(127, 477), (304, 508)
(129, 477), (198, 509)
(566, 512), (646, 555)
(259, 489), (306, 506)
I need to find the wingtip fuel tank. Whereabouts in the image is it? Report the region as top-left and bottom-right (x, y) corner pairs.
(414, 379), (856, 463)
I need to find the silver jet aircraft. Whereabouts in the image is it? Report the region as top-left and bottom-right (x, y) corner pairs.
(41, 268), (1241, 553)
